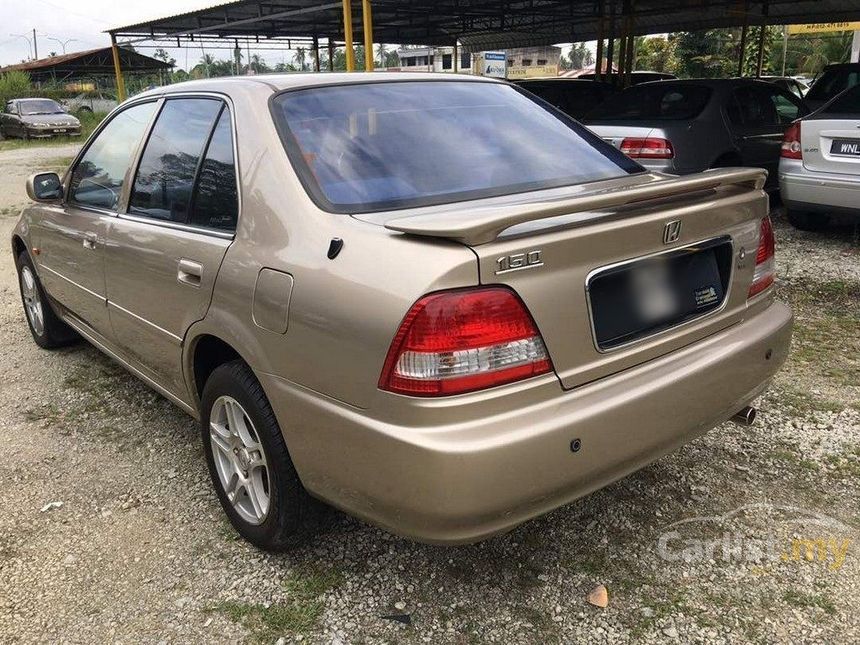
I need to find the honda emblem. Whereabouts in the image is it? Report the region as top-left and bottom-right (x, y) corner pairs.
(663, 220), (682, 244)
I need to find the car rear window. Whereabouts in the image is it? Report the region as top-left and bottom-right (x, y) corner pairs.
(807, 67), (860, 102)
(271, 81), (641, 213)
(589, 84), (712, 121)
(820, 85), (860, 115)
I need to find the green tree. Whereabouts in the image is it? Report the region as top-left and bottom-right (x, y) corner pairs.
(635, 36), (677, 73)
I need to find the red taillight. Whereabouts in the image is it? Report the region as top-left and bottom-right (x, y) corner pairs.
(748, 216), (776, 298)
(620, 137), (674, 159)
(379, 287), (552, 396)
(781, 122), (802, 159)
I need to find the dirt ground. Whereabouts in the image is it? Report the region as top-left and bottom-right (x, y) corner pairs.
(0, 142), (858, 644)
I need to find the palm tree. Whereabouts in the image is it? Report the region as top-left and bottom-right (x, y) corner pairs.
(377, 43), (388, 68)
(294, 47), (308, 71)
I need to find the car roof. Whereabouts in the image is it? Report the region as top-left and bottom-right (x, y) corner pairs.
(134, 72), (496, 100)
(620, 78), (780, 89)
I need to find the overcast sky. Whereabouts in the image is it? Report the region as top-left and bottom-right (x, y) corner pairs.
(0, 0), (249, 69)
(0, 0), (584, 70)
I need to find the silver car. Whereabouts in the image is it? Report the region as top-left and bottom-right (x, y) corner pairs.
(585, 79), (809, 188)
(0, 98), (82, 139)
(779, 84), (860, 229)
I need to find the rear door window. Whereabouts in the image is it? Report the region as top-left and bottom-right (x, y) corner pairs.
(272, 81), (641, 213)
(766, 89), (805, 124)
(589, 84), (712, 121)
(129, 98), (222, 223)
(726, 87), (779, 127)
(187, 108), (239, 232)
(69, 101), (158, 210)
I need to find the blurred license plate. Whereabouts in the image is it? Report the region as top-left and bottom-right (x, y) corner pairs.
(830, 139), (860, 157)
(588, 238), (732, 350)
(53, 128), (66, 133)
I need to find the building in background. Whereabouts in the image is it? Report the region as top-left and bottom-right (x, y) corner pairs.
(504, 46), (561, 79)
(394, 46), (472, 73)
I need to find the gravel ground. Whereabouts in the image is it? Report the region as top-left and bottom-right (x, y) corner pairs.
(0, 143), (858, 644)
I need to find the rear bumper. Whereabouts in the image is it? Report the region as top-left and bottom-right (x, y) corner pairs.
(260, 300), (792, 544)
(779, 161), (860, 215)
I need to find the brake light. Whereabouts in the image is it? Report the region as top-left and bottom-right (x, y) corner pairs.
(781, 122), (802, 159)
(748, 216), (776, 298)
(620, 137), (674, 159)
(379, 287), (552, 396)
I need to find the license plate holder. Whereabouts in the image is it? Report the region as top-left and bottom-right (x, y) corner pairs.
(830, 139), (860, 157)
(587, 237), (733, 351)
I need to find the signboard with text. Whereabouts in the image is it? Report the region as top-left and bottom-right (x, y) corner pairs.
(482, 51), (507, 78)
(787, 22), (860, 35)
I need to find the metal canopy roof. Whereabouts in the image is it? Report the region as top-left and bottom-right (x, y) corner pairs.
(0, 47), (173, 81)
(109, 0), (860, 51)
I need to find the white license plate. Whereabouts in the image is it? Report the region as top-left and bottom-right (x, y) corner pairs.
(53, 129), (66, 133)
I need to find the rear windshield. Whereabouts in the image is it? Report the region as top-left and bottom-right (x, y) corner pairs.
(588, 84), (712, 121)
(271, 81), (641, 213)
(819, 84), (860, 114)
(807, 67), (860, 102)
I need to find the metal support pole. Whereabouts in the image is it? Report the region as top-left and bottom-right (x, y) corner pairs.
(328, 39), (335, 71)
(737, 22), (748, 77)
(624, 12), (635, 87)
(453, 41), (458, 72)
(342, 0), (355, 71)
(606, 5), (616, 85)
(595, 3), (605, 81)
(110, 34), (126, 102)
(33, 28), (38, 60)
(755, 25), (766, 77)
(312, 36), (320, 71)
(361, 0), (374, 71)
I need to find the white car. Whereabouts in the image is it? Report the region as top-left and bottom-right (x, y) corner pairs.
(779, 84), (860, 230)
(63, 92), (117, 115)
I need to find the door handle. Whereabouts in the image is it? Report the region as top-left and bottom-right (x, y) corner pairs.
(177, 258), (203, 287)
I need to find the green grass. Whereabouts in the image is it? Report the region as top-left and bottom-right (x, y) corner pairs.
(211, 566), (343, 642)
(0, 111), (105, 152)
(782, 589), (836, 615)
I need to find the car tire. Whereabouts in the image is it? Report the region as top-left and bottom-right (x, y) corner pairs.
(785, 208), (830, 231)
(15, 251), (79, 349)
(200, 359), (317, 550)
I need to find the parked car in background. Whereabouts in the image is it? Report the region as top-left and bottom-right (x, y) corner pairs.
(576, 71), (678, 85)
(584, 79), (809, 187)
(514, 78), (618, 120)
(63, 91), (118, 115)
(13, 73), (791, 550)
(780, 84), (860, 229)
(804, 63), (860, 110)
(0, 98), (82, 139)
(760, 75), (809, 99)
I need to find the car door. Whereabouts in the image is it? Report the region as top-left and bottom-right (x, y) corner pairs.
(724, 85), (787, 184)
(104, 97), (238, 394)
(32, 101), (158, 338)
(2, 101), (21, 136)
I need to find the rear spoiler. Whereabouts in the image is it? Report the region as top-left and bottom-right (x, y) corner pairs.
(384, 168), (767, 245)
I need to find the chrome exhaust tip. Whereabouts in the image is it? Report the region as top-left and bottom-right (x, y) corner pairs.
(731, 406), (757, 426)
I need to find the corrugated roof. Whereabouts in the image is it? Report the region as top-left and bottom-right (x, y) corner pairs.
(0, 47), (173, 78)
(108, 0), (860, 48)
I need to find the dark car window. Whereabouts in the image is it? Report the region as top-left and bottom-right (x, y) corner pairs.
(69, 101), (158, 210)
(589, 84), (712, 121)
(129, 98), (223, 223)
(272, 81), (641, 213)
(188, 108), (239, 232)
(807, 67), (860, 102)
(821, 85), (860, 115)
(767, 89), (804, 124)
(521, 82), (611, 119)
(726, 87), (780, 127)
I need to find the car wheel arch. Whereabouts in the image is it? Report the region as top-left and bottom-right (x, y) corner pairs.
(11, 234), (27, 260)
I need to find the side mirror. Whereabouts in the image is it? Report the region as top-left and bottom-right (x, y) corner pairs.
(26, 172), (63, 203)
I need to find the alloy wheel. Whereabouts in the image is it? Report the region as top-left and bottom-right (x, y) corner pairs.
(20, 265), (44, 337)
(209, 395), (271, 525)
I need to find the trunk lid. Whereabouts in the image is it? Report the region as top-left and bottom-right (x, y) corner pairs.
(379, 169), (769, 389)
(801, 116), (860, 175)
